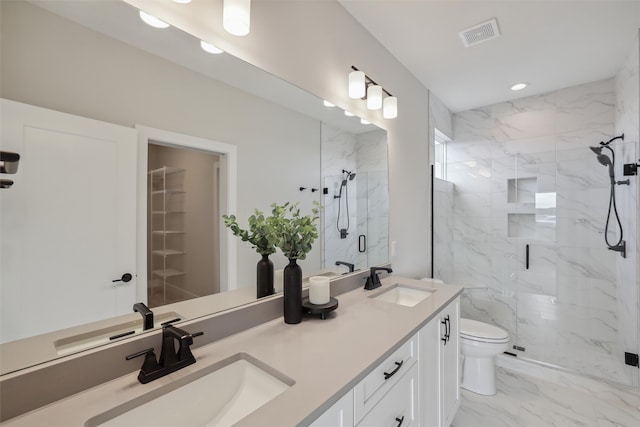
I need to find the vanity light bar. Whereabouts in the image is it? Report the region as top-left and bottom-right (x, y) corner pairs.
(349, 66), (397, 119)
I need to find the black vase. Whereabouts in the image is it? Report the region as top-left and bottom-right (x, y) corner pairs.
(283, 258), (302, 324)
(256, 254), (274, 299)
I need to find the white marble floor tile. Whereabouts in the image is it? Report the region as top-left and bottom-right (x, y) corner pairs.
(452, 364), (640, 427)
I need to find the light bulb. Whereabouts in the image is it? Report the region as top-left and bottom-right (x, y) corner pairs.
(139, 11), (170, 29)
(200, 40), (224, 54)
(511, 82), (528, 91)
(367, 85), (382, 110)
(348, 71), (365, 99)
(223, 0), (251, 36)
(383, 96), (398, 119)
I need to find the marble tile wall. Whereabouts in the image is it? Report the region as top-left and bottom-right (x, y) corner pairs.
(321, 124), (388, 271)
(433, 178), (454, 283)
(446, 74), (638, 388)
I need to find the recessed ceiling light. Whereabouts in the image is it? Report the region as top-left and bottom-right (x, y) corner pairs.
(173, 0), (192, 3)
(360, 118), (370, 125)
(200, 40), (224, 54)
(323, 100), (335, 107)
(139, 11), (170, 29)
(511, 82), (529, 91)
(344, 111), (354, 117)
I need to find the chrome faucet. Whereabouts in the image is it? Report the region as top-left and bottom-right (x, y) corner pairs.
(364, 267), (393, 290)
(133, 302), (154, 330)
(126, 325), (203, 384)
(335, 260), (355, 273)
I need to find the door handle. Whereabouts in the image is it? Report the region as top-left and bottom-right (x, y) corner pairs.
(113, 273), (133, 283)
(526, 244), (530, 270)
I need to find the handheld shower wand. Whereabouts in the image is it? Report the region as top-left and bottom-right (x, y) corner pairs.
(334, 169), (356, 239)
(589, 136), (626, 258)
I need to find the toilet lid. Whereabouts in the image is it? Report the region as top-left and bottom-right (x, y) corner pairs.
(460, 318), (509, 342)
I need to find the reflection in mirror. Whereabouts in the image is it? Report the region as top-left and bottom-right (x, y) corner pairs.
(321, 124), (389, 273)
(147, 144), (221, 307)
(0, 0), (388, 374)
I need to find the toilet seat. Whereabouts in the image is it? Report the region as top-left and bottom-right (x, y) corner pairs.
(460, 318), (509, 344)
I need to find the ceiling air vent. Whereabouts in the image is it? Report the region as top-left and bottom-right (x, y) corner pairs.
(459, 18), (500, 47)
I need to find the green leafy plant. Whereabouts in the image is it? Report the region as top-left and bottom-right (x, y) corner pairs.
(268, 201), (320, 260)
(222, 209), (276, 256)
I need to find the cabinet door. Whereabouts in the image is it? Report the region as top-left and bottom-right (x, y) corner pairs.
(358, 363), (418, 427)
(441, 298), (460, 427)
(419, 316), (441, 427)
(309, 390), (354, 427)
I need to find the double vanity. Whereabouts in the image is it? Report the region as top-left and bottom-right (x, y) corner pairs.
(0, 275), (462, 427)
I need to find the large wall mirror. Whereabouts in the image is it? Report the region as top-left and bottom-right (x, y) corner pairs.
(0, 0), (388, 374)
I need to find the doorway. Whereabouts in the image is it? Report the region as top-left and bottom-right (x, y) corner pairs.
(147, 143), (221, 307)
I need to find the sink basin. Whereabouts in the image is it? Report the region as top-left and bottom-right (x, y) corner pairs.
(85, 353), (294, 427)
(370, 284), (436, 307)
(54, 311), (183, 355)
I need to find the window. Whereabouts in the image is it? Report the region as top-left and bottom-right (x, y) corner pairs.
(434, 128), (450, 180)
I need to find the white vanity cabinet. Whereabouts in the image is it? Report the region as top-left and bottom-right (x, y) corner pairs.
(420, 297), (460, 427)
(309, 390), (354, 427)
(309, 297), (460, 427)
(358, 363), (418, 427)
(353, 334), (418, 423)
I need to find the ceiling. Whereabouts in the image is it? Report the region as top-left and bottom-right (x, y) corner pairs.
(339, 0), (640, 112)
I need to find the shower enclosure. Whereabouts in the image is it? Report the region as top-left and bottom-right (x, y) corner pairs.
(320, 123), (389, 273)
(433, 78), (639, 390)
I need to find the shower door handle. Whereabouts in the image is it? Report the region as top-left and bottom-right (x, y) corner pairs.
(525, 244), (529, 270)
(358, 235), (366, 253)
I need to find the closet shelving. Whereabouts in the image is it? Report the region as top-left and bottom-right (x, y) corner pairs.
(149, 166), (185, 305)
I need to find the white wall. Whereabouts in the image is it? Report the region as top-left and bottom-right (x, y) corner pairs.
(125, 0), (433, 278)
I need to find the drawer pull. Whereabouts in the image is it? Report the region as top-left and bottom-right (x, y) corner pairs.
(383, 360), (404, 380)
(395, 416), (405, 427)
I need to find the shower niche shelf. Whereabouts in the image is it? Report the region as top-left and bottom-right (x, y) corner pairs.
(506, 176), (556, 240)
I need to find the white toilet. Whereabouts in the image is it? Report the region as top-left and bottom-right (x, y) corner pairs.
(459, 318), (509, 396)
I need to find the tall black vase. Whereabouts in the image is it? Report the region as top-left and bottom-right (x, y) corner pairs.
(256, 254), (274, 299)
(283, 258), (302, 324)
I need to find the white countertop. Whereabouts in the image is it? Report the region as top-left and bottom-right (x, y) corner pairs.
(2, 277), (462, 427)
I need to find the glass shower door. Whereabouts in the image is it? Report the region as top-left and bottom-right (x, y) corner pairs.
(513, 141), (638, 389)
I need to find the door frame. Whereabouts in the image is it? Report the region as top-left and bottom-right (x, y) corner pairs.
(136, 125), (237, 303)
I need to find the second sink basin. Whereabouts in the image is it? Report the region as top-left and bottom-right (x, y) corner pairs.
(85, 353), (294, 427)
(370, 283), (436, 307)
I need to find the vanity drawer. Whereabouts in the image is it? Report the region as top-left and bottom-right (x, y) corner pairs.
(357, 363), (418, 427)
(353, 333), (418, 423)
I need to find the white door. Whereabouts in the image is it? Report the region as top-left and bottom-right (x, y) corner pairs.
(0, 99), (137, 343)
